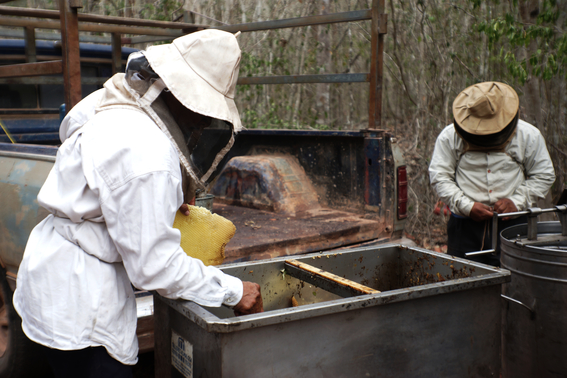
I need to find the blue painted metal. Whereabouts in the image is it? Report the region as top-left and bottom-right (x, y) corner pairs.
(0, 109), (59, 115)
(0, 39), (137, 60)
(239, 129), (362, 138)
(0, 133), (60, 144)
(364, 133), (382, 207)
(0, 118), (60, 134)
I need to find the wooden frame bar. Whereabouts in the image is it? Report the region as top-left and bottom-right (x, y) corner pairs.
(0, 5), (205, 30)
(0, 16), (192, 37)
(0, 60), (62, 78)
(285, 259), (380, 298)
(24, 26), (36, 63)
(58, 0), (81, 111)
(368, 0), (386, 130)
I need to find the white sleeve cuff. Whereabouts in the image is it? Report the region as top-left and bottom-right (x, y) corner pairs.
(222, 274), (243, 308)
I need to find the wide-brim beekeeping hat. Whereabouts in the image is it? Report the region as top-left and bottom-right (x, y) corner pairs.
(453, 81), (519, 135)
(144, 29), (243, 133)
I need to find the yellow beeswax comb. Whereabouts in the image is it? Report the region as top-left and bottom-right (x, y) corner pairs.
(173, 205), (236, 266)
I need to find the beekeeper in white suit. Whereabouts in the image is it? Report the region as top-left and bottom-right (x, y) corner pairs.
(14, 29), (263, 377)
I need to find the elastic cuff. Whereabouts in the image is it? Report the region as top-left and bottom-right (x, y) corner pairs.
(508, 195), (526, 211)
(221, 275), (243, 308)
(460, 201), (474, 218)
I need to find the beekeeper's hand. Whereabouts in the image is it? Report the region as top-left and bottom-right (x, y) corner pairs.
(233, 281), (263, 316)
(469, 202), (493, 221)
(494, 198), (518, 221)
(179, 203), (190, 216)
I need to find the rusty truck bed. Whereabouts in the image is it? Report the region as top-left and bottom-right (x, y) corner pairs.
(215, 203), (388, 263)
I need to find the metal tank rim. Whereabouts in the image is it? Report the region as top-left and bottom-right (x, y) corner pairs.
(500, 221), (567, 283)
(156, 244), (510, 334)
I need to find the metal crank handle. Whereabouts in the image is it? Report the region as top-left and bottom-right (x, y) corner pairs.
(465, 212), (500, 257)
(465, 249), (495, 256)
(501, 294), (535, 319)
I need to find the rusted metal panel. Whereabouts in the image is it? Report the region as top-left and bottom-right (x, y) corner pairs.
(58, 0), (81, 111)
(237, 73), (368, 85)
(215, 203), (389, 263)
(217, 9), (372, 33)
(0, 60), (62, 78)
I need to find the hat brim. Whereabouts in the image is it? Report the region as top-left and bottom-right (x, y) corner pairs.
(452, 82), (519, 135)
(144, 43), (243, 132)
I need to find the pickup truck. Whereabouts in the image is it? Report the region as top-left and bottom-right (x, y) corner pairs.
(0, 127), (407, 378)
(0, 5), (405, 378)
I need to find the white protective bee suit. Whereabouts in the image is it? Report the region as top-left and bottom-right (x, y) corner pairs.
(14, 29), (244, 365)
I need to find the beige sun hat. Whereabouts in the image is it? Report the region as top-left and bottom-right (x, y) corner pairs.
(143, 29), (243, 132)
(452, 82), (519, 135)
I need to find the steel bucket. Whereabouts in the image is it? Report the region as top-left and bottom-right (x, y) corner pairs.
(501, 221), (567, 378)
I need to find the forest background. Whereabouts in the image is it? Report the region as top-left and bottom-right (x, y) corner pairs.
(8, 0), (567, 249)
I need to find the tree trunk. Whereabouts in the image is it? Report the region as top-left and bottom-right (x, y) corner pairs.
(315, 0), (331, 127)
(519, 0), (543, 130)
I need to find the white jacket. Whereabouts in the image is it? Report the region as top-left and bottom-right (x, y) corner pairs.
(429, 120), (555, 217)
(14, 84), (243, 365)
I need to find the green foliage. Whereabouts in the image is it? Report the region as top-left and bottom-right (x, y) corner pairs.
(472, 0), (566, 84)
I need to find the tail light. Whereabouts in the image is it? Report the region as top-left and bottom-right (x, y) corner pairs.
(397, 166), (408, 219)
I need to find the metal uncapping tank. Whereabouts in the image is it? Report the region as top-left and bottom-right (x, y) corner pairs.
(154, 245), (510, 377)
(501, 221), (567, 378)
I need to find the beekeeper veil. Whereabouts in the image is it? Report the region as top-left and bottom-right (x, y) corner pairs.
(122, 29), (243, 203)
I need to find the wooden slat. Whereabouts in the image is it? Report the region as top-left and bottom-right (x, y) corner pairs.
(24, 26), (36, 63)
(58, 0), (81, 111)
(111, 33), (122, 74)
(0, 60), (62, 78)
(0, 5), (205, 30)
(0, 16), (191, 37)
(0, 76), (107, 85)
(285, 259), (380, 298)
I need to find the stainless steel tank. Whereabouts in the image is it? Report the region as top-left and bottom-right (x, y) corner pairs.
(501, 221), (567, 378)
(154, 245), (510, 377)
